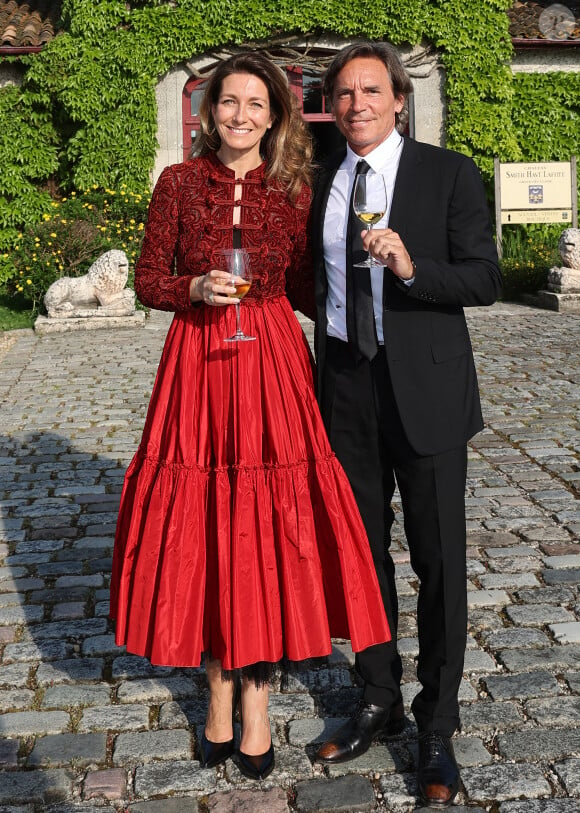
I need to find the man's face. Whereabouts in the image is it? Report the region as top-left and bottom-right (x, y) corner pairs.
(331, 57), (405, 156)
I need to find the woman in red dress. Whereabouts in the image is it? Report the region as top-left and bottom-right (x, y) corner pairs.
(110, 51), (390, 780)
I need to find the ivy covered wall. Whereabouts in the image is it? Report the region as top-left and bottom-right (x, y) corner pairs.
(0, 0), (578, 249)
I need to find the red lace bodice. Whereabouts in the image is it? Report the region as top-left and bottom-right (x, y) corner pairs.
(134, 153), (315, 319)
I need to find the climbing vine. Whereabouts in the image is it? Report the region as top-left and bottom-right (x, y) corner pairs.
(1, 0), (578, 254)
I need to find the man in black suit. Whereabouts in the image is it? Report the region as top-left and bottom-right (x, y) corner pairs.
(312, 42), (502, 808)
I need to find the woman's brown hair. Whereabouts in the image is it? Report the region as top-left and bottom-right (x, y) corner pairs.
(192, 51), (312, 204)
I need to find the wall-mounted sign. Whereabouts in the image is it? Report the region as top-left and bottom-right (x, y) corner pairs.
(494, 157), (578, 257)
(498, 161), (573, 224)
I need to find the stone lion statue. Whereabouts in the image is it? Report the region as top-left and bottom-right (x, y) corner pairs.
(44, 249), (135, 318)
(547, 228), (580, 294)
(558, 228), (580, 270)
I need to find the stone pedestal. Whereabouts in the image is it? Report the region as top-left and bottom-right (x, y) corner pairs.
(530, 262), (580, 313)
(547, 266), (580, 294)
(523, 290), (580, 313)
(34, 311), (146, 335)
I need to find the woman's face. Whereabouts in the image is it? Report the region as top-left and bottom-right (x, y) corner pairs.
(212, 72), (273, 161)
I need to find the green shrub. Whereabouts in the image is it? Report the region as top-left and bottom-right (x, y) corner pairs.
(500, 224), (562, 300)
(0, 187), (150, 315)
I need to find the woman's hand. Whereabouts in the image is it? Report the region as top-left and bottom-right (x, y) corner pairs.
(190, 270), (236, 306)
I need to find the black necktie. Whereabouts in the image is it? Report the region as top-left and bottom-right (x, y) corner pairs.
(346, 160), (379, 361)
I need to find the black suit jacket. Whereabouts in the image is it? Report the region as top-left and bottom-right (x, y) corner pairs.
(311, 137), (502, 457)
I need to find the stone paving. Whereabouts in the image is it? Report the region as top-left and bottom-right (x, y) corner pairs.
(0, 301), (579, 813)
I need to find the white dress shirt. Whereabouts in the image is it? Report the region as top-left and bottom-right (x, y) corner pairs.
(323, 128), (404, 344)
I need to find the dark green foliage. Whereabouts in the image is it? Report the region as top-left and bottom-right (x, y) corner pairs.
(0, 86), (58, 245)
(512, 71), (580, 162)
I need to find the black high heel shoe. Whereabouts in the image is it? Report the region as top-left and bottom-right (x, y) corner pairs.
(199, 677), (241, 768)
(236, 688), (275, 780)
(199, 732), (234, 768)
(237, 740), (275, 780)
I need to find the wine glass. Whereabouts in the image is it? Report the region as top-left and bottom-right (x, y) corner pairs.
(221, 248), (256, 342)
(352, 170), (387, 268)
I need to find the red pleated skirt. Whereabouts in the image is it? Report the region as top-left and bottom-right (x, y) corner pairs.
(110, 296), (390, 669)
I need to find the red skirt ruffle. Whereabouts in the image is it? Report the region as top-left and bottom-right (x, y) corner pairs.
(110, 297), (390, 669)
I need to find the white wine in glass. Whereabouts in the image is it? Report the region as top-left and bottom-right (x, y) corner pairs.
(352, 170), (387, 268)
(221, 248), (256, 342)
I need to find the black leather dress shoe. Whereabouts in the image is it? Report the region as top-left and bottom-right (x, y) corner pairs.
(417, 731), (460, 808)
(315, 698), (405, 763)
(237, 741), (275, 780)
(199, 731), (234, 768)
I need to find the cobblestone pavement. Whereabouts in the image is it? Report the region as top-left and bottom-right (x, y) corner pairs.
(0, 302), (579, 813)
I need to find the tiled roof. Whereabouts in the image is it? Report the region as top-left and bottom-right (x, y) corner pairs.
(508, 0), (580, 40)
(0, 0), (61, 49)
(0, 1), (578, 50)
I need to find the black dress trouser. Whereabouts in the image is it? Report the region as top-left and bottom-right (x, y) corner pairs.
(321, 337), (468, 736)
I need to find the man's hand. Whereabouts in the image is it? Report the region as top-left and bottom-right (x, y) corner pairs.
(361, 228), (415, 281)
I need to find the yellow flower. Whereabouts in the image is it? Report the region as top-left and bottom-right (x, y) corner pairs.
(26, 279), (32, 285)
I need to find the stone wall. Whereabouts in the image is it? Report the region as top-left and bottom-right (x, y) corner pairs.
(511, 45), (580, 74)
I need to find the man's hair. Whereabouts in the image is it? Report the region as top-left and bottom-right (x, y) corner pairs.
(323, 42), (414, 133)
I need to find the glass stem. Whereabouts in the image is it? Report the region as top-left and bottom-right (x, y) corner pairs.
(235, 302), (242, 335)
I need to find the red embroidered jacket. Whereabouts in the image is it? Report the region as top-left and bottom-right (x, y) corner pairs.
(134, 152), (315, 319)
